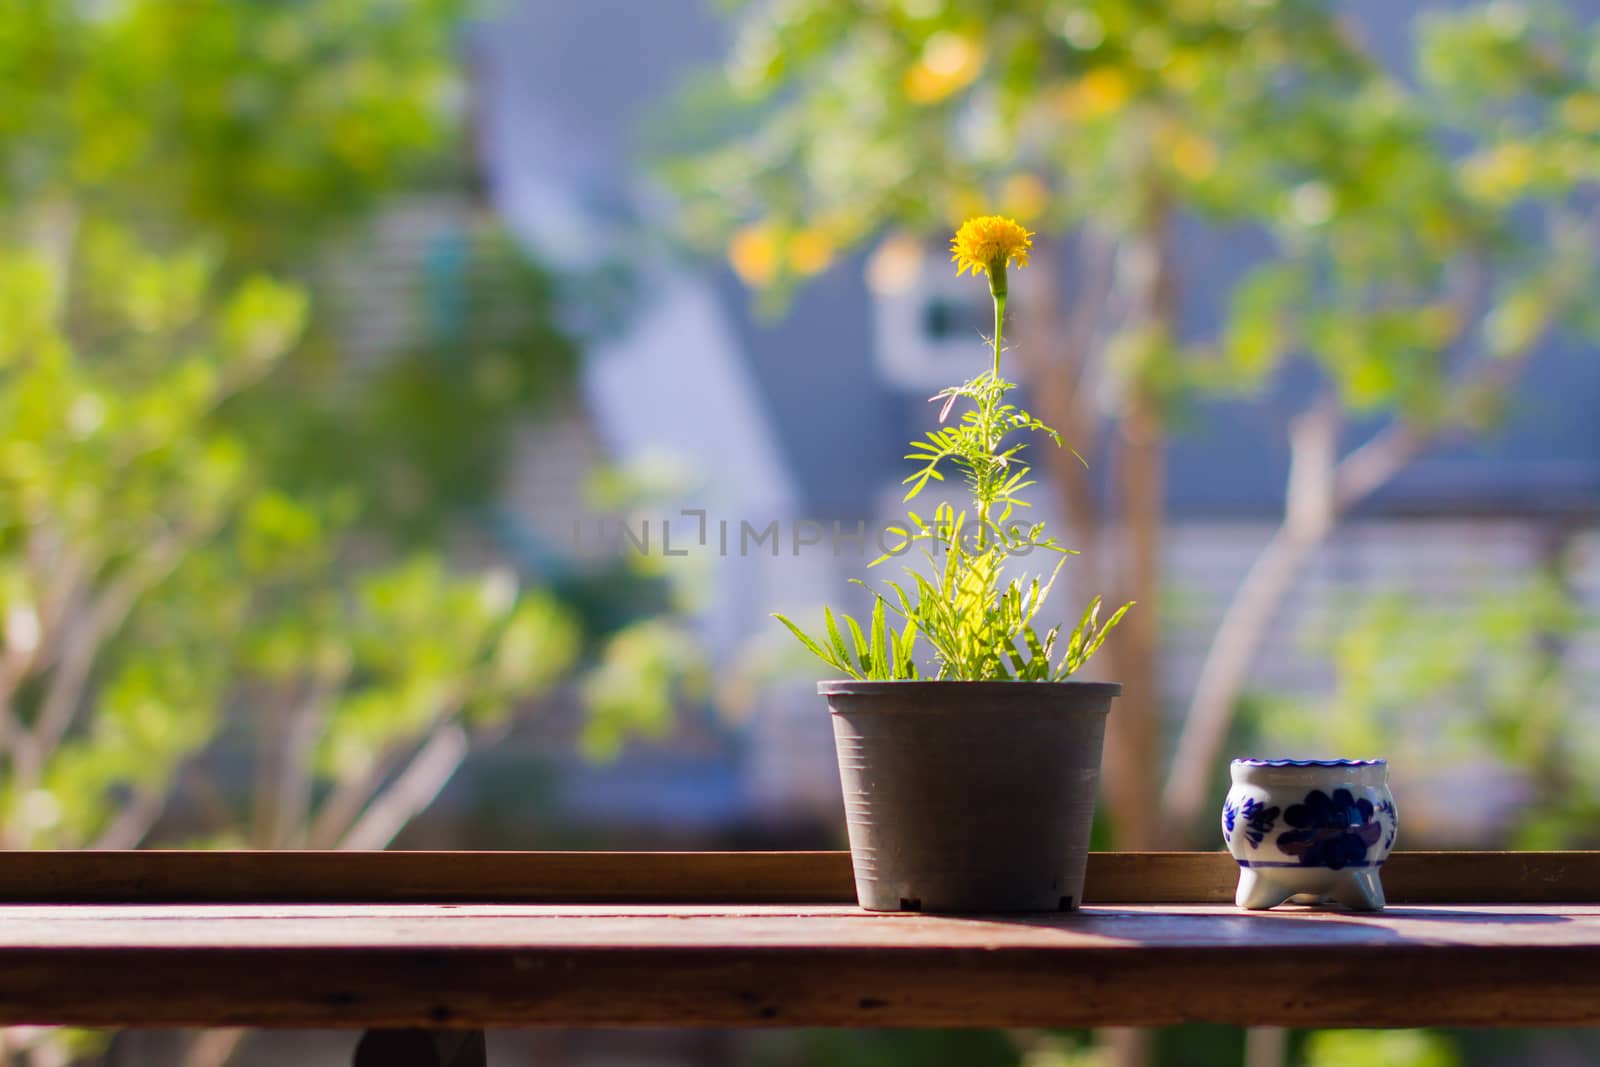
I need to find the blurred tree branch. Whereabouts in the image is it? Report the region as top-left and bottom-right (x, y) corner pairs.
(671, 0), (1600, 863)
(1162, 205), (1597, 835)
(339, 721), (473, 850)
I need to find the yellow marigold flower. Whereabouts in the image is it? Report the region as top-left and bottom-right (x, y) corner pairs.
(950, 215), (1034, 279)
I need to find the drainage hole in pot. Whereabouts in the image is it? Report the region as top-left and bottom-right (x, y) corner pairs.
(898, 898), (922, 912)
(1059, 896), (1075, 911)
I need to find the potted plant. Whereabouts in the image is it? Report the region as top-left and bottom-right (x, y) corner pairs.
(776, 215), (1130, 913)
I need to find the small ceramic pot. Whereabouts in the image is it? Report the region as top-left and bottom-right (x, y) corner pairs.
(1222, 758), (1397, 911)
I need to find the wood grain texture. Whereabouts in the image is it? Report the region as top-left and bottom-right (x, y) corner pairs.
(0, 851), (1595, 904)
(0, 903), (1594, 1029)
(0, 850), (854, 904)
(1091, 851), (1600, 904)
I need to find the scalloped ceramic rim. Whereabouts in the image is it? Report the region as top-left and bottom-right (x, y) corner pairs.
(1231, 757), (1387, 768)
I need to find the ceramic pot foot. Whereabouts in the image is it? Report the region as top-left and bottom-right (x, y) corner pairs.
(1235, 868), (1295, 910)
(1328, 868), (1386, 911)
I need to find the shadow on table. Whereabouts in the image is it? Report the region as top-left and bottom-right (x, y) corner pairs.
(944, 904), (1572, 945)
(1360, 907), (1570, 924)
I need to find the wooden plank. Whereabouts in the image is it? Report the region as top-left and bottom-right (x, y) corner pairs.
(1383, 851), (1600, 903)
(1090, 851), (1600, 904)
(0, 903), (1592, 1029)
(0, 851), (1596, 904)
(0, 851), (854, 905)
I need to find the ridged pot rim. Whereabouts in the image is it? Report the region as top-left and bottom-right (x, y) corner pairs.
(818, 679), (1122, 698)
(1231, 757), (1386, 768)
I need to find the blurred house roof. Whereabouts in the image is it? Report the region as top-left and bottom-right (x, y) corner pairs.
(474, 0), (1600, 524)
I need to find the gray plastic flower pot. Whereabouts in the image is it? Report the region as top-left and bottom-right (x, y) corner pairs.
(819, 679), (1120, 913)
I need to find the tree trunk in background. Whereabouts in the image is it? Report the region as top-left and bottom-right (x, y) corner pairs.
(1244, 1027), (1289, 1067)
(1101, 1028), (1156, 1067)
(1011, 235), (1106, 595)
(1159, 522), (1324, 839)
(1100, 192), (1175, 851)
(1103, 397), (1164, 849)
(1092, 204), (1175, 1067)
(1015, 219), (1169, 853)
(1160, 288), (1559, 837)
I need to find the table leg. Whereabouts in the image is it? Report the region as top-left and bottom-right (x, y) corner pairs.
(352, 1029), (487, 1067)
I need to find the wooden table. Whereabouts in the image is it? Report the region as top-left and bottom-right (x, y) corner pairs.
(0, 851), (1595, 1040)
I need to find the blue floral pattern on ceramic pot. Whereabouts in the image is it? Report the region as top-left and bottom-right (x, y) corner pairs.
(1276, 788), (1381, 869)
(1378, 798), (1398, 850)
(1222, 758), (1397, 911)
(1240, 797), (1279, 849)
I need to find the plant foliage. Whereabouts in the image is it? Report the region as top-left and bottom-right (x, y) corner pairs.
(775, 219), (1129, 680)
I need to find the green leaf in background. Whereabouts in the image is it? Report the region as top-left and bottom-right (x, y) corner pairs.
(0, 0), (681, 906)
(1302, 1030), (1460, 1067)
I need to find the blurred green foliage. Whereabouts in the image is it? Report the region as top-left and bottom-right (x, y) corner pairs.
(0, 0), (694, 912)
(672, 0), (1599, 410)
(0, 0), (461, 266)
(1301, 1029), (1459, 1067)
(1263, 576), (1600, 849)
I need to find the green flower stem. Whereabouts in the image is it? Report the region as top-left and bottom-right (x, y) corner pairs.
(977, 265), (1007, 550)
(989, 266), (1006, 383)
